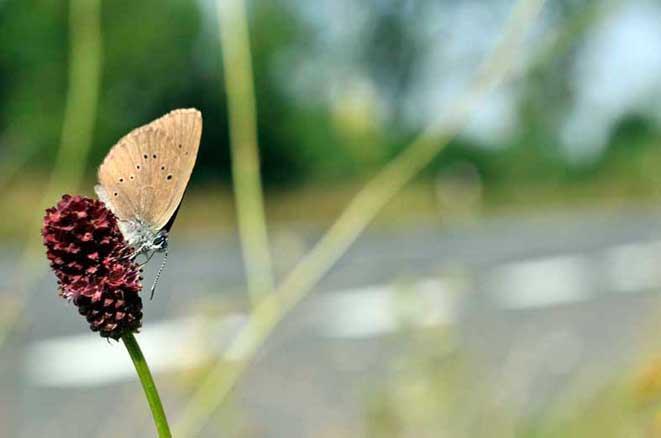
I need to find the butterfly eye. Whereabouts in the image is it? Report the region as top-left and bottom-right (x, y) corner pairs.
(136, 165), (141, 170)
(153, 154), (157, 158)
(167, 175), (172, 180)
(130, 175), (134, 180)
(119, 178), (124, 182)
(113, 192), (118, 197)
(161, 166), (165, 170)
(143, 154), (148, 159)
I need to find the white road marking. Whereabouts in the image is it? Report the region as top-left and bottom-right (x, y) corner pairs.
(489, 254), (593, 309)
(26, 314), (247, 388)
(317, 278), (458, 339)
(25, 279), (458, 386)
(602, 240), (661, 293)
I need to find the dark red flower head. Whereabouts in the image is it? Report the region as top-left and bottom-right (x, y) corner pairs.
(42, 195), (143, 340)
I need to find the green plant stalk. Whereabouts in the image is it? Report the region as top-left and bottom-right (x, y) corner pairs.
(174, 0), (546, 435)
(0, 0), (102, 350)
(122, 332), (172, 438)
(218, 0), (274, 305)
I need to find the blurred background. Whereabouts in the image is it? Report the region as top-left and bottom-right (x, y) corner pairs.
(4, 0), (661, 436)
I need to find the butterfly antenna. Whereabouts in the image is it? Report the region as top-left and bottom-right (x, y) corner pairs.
(150, 250), (168, 300)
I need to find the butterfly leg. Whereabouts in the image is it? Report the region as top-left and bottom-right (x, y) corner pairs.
(137, 249), (158, 267)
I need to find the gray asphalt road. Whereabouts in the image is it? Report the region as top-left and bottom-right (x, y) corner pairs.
(4, 206), (661, 437)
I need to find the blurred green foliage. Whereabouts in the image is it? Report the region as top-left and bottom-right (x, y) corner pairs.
(1, 0), (661, 194)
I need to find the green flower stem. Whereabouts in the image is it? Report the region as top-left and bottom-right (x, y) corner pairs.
(122, 332), (172, 438)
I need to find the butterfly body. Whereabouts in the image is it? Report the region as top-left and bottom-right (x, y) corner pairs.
(96, 108), (202, 260)
(95, 184), (169, 255)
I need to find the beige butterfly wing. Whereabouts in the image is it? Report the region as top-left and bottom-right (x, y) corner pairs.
(97, 108), (202, 231)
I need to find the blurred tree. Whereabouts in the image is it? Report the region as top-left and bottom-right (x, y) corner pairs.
(1, 0), (660, 196)
(0, 1), (68, 169)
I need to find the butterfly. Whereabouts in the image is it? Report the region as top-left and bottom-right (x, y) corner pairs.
(95, 109), (202, 294)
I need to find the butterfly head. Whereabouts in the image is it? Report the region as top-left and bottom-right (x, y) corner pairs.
(151, 230), (169, 252)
